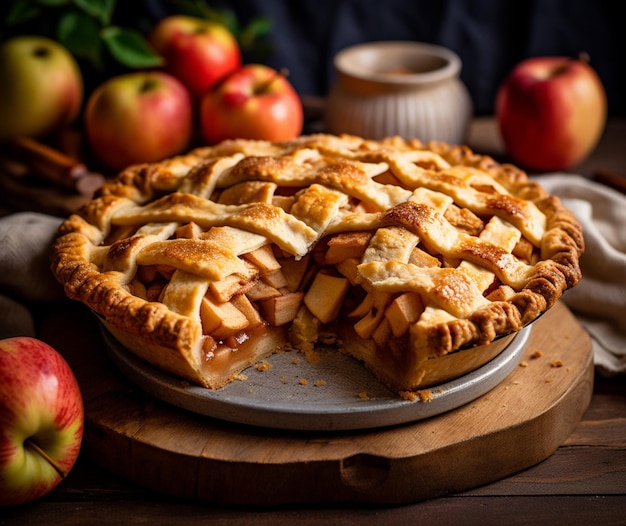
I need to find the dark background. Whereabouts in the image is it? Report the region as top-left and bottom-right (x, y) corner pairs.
(2, 0), (623, 117)
(142, 0), (625, 117)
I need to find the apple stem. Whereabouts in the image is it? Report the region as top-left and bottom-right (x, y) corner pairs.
(140, 78), (159, 93)
(256, 67), (290, 95)
(33, 46), (50, 59)
(579, 51), (590, 63)
(25, 437), (68, 480)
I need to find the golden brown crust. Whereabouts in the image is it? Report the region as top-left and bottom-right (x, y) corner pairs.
(50, 133), (583, 392)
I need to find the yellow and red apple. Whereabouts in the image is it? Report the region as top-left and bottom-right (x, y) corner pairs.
(84, 71), (193, 170)
(0, 36), (83, 142)
(200, 64), (303, 144)
(148, 15), (241, 98)
(0, 337), (84, 506)
(496, 55), (607, 171)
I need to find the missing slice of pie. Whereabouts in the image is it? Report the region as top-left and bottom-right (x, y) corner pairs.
(50, 134), (584, 396)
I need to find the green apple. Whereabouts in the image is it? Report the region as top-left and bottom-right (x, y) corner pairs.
(0, 36), (84, 142)
(0, 337), (84, 506)
(84, 71), (193, 170)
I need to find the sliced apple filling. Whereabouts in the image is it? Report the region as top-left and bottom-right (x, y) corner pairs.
(124, 210), (530, 391)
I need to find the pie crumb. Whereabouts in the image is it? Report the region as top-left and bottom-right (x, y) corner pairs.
(304, 349), (320, 364)
(519, 361), (528, 368)
(399, 391), (416, 401)
(314, 379), (326, 387)
(280, 375), (288, 383)
(551, 359), (564, 368)
(530, 349), (543, 359)
(254, 360), (272, 372)
(299, 378), (308, 385)
(417, 389), (434, 402)
(358, 391), (370, 400)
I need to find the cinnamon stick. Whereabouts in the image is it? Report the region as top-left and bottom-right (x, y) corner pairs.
(7, 136), (104, 195)
(592, 169), (626, 195)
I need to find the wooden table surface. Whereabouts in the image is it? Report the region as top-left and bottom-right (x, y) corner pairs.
(2, 117), (625, 525)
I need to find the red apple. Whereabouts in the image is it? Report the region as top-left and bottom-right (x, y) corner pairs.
(148, 15), (241, 98)
(0, 35), (83, 142)
(200, 64), (304, 144)
(496, 55), (607, 171)
(0, 337), (84, 506)
(84, 71), (193, 170)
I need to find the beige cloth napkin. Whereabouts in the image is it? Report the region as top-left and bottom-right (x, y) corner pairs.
(536, 174), (626, 376)
(0, 212), (65, 339)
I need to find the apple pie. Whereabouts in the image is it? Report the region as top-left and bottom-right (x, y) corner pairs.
(50, 134), (583, 395)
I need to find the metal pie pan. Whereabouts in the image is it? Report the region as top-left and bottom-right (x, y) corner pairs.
(100, 325), (531, 432)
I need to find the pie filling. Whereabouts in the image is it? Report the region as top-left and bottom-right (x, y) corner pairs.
(51, 134), (584, 395)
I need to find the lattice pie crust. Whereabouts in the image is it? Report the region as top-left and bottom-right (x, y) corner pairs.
(50, 134), (583, 395)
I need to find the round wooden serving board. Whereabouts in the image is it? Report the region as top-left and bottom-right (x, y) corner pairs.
(41, 300), (593, 506)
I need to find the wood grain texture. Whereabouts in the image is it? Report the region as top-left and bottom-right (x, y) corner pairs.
(35, 300), (594, 506)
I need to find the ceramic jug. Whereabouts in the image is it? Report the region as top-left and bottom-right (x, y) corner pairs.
(325, 41), (473, 144)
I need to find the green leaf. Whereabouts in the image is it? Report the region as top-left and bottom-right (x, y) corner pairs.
(166, 1), (240, 35)
(211, 8), (239, 36)
(239, 17), (272, 50)
(165, 0), (208, 18)
(101, 26), (164, 69)
(37, 0), (72, 6)
(5, 0), (42, 25)
(57, 10), (103, 67)
(72, 0), (116, 26)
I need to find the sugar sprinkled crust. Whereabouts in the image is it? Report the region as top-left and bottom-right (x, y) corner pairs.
(50, 134), (584, 393)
